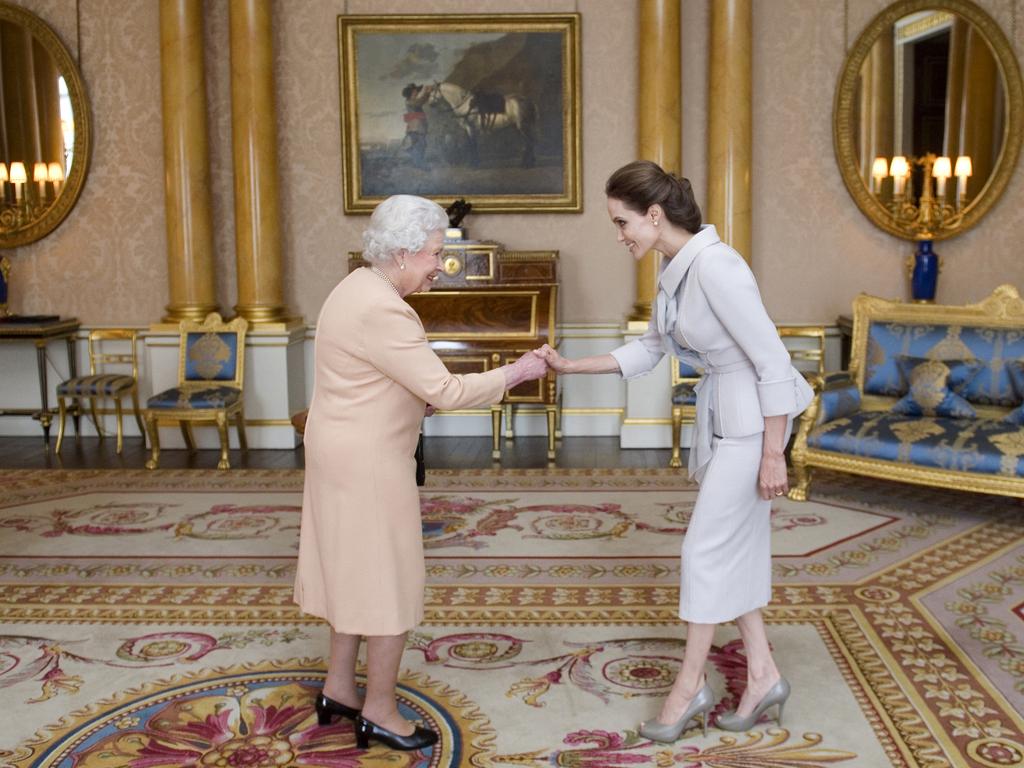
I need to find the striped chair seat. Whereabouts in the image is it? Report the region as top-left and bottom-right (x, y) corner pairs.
(57, 374), (136, 397)
(147, 386), (241, 410)
(671, 382), (697, 406)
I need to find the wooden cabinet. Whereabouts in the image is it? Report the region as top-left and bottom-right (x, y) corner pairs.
(349, 243), (560, 460)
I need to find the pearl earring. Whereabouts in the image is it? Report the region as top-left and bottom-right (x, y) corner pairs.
(400, 261), (406, 270)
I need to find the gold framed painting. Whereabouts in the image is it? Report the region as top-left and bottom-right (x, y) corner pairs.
(338, 13), (581, 214)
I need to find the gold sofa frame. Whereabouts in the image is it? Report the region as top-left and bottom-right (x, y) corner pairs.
(789, 285), (1024, 500)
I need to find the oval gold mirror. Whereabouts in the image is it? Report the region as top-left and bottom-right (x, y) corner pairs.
(834, 0), (1022, 241)
(0, 2), (90, 248)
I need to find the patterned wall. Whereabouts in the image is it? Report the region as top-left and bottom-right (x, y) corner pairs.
(4, 0), (1023, 326)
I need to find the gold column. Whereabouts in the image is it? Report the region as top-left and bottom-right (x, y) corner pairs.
(707, 0), (752, 262)
(229, 0), (291, 326)
(159, 0), (218, 322)
(630, 0), (681, 324)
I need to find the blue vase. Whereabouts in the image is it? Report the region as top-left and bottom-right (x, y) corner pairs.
(911, 240), (939, 302)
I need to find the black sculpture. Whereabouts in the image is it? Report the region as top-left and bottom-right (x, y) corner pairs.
(445, 199), (472, 228)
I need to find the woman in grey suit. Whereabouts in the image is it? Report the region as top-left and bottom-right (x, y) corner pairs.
(538, 160), (812, 743)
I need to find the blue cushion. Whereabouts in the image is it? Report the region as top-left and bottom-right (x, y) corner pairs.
(818, 381), (861, 424)
(891, 357), (981, 418)
(863, 323), (1024, 405)
(57, 374), (135, 397)
(147, 386), (241, 410)
(808, 411), (1024, 477)
(184, 332), (239, 381)
(1004, 361), (1024, 425)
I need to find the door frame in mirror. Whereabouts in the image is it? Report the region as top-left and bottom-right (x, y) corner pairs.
(833, 0), (1022, 241)
(0, 2), (91, 248)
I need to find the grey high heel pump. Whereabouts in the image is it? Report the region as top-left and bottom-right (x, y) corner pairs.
(716, 677), (790, 732)
(638, 681), (715, 743)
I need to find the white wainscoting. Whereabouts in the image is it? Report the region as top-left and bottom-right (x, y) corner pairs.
(1, 322), (842, 448)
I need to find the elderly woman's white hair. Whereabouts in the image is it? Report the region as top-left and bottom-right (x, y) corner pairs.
(362, 195), (448, 265)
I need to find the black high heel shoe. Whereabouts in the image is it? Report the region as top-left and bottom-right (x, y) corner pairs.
(315, 693), (361, 726)
(355, 715), (438, 751)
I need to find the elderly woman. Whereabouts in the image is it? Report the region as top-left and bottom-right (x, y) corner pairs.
(295, 195), (547, 751)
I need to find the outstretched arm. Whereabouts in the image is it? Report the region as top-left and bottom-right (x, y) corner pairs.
(534, 344), (621, 375)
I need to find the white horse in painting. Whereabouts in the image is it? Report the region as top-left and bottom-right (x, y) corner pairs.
(429, 81), (537, 167)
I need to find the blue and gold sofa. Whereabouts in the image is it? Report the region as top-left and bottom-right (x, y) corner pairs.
(789, 285), (1024, 500)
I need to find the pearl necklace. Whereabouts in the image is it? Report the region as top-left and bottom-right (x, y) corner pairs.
(369, 266), (401, 296)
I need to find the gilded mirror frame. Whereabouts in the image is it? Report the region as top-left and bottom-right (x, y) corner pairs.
(833, 0), (1023, 241)
(0, 2), (91, 248)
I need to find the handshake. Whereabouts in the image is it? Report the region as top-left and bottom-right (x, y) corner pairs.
(504, 344), (569, 389)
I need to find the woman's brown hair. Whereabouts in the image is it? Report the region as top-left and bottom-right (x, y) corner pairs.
(605, 160), (702, 234)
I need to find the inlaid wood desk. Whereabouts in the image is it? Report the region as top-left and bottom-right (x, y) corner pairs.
(349, 243), (560, 460)
(0, 316), (80, 442)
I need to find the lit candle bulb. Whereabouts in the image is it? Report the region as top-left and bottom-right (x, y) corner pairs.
(0, 163), (7, 201)
(954, 155), (972, 200)
(932, 156), (951, 199)
(47, 162), (64, 195)
(33, 162), (47, 200)
(871, 157), (889, 194)
(889, 156), (909, 196)
(9, 162), (26, 203)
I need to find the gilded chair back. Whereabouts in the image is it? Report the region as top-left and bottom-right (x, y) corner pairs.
(177, 313), (248, 389)
(671, 358), (702, 387)
(88, 328), (140, 379)
(776, 325), (827, 387)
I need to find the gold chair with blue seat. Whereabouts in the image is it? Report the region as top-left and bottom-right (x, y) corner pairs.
(55, 328), (145, 454)
(143, 312), (248, 470)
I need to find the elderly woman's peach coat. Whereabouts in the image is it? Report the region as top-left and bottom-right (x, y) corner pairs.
(294, 267), (506, 634)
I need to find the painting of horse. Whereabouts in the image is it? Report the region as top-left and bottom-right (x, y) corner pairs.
(338, 14), (580, 213)
(429, 81), (537, 167)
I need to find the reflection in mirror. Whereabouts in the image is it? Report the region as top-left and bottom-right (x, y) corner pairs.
(0, 18), (73, 228)
(854, 9), (1005, 233)
(0, 2), (88, 248)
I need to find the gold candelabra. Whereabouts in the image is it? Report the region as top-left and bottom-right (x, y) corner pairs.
(870, 152), (972, 240)
(0, 161), (65, 230)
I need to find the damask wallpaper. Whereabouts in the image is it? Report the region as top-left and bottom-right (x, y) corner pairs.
(4, 0), (1023, 326)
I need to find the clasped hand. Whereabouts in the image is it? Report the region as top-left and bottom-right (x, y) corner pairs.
(532, 344), (571, 373)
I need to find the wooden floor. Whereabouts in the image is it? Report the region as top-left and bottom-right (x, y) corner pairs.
(0, 435), (676, 471)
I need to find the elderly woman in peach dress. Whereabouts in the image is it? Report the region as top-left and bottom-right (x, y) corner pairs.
(294, 194), (547, 752)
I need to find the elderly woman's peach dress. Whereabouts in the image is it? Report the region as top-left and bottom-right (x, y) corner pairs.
(294, 267), (506, 634)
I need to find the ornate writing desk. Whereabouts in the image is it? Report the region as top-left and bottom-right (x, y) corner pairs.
(0, 316), (80, 441)
(349, 242), (560, 460)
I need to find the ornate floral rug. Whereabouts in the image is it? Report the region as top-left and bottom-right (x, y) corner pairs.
(0, 468), (1020, 767)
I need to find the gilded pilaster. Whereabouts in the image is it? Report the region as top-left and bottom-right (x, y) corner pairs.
(229, 0), (292, 326)
(158, 0), (218, 323)
(707, 0), (752, 262)
(631, 0), (681, 324)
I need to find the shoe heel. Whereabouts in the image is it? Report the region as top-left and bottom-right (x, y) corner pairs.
(355, 719), (370, 749)
(776, 701), (785, 726)
(701, 711), (708, 737)
(316, 707), (331, 727)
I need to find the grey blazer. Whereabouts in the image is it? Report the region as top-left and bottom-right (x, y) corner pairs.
(611, 225), (813, 482)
